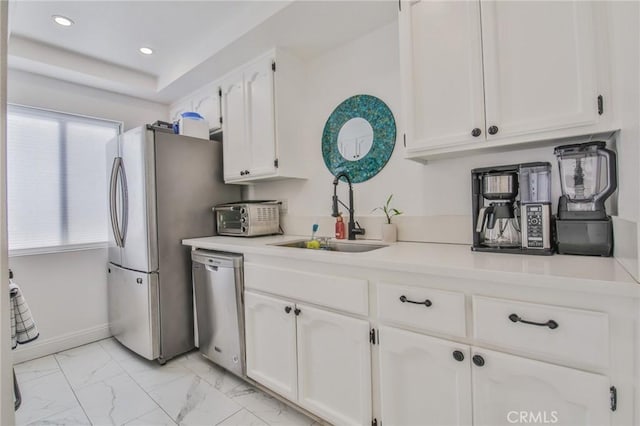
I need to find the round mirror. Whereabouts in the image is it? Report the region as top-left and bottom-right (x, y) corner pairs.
(322, 94), (396, 183)
(337, 118), (374, 161)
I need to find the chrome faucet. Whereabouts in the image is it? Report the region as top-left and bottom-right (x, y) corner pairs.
(331, 172), (365, 240)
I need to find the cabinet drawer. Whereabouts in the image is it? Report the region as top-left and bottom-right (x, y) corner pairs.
(472, 296), (609, 369)
(377, 283), (466, 337)
(244, 262), (368, 315)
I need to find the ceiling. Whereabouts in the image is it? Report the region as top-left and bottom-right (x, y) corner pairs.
(7, 0), (398, 103)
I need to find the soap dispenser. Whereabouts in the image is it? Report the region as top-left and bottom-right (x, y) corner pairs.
(335, 213), (346, 239)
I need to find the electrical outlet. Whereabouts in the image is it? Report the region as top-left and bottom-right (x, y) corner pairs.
(278, 199), (288, 215)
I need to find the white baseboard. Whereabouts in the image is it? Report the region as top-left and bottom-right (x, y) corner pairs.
(12, 323), (111, 364)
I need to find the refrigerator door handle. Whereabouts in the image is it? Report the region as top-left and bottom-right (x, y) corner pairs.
(109, 157), (123, 247)
(118, 158), (129, 248)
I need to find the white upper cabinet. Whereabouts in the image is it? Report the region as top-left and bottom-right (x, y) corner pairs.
(400, 0), (612, 161)
(169, 82), (222, 132)
(220, 49), (307, 184)
(481, 1), (600, 140)
(221, 75), (249, 182)
(191, 82), (222, 131)
(400, 0), (485, 150)
(242, 55), (277, 178)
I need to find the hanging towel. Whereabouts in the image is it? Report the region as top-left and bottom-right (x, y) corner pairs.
(10, 280), (39, 349)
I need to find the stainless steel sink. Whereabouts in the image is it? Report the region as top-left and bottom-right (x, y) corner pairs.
(271, 240), (388, 253)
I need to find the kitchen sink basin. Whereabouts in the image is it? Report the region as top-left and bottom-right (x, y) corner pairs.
(271, 240), (388, 253)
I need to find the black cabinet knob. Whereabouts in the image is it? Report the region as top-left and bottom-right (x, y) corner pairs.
(294, 308), (301, 316)
(284, 306), (292, 314)
(472, 354), (485, 367)
(488, 125), (499, 135)
(240, 170), (245, 176)
(471, 128), (482, 137)
(245, 170), (250, 175)
(452, 350), (465, 362)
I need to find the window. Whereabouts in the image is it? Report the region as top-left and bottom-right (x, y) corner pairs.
(7, 105), (121, 252)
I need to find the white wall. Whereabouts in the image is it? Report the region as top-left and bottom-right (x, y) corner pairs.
(7, 69), (168, 361)
(248, 21), (561, 243)
(0, 1), (15, 423)
(608, 1), (640, 280)
(9, 250), (110, 362)
(8, 69), (167, 131)
(249, 6), (639, 263)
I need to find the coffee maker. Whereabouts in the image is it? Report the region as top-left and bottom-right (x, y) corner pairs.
(471, 163), (553, 255)
(554, 142), (617, 256)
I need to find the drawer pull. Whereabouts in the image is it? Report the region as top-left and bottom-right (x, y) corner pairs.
(509, 313), (558, 330)
(284, 306), (292, 314)
(399, 295), (432, 307)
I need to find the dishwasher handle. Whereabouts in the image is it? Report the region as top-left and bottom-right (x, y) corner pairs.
(191, 249), (242, 269)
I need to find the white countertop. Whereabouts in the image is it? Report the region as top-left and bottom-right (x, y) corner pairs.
(182, 235), (640, 297)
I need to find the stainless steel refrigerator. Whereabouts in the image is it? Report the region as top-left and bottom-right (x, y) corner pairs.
(106, 125), (239, 363)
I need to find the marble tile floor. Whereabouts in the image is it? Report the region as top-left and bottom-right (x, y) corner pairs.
(13, 338), (319, 426)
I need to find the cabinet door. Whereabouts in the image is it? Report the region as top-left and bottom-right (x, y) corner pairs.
(169, 98), (193, 124)
(244, 291), (298, 401)
(295, 303), (371, 425)
(400, 0), (485, 150)
(221, 74), (248, 181)
(472, 348), (610, 426)
(244, 56), (277, 178)
(481, 1), (600, 139)
(192, 84), (221, 131)
(379, 326), (472, 426)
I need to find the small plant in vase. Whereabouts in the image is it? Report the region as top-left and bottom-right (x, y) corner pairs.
(372, 194), (403, 243)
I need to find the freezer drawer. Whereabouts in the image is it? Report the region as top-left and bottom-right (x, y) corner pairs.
(192, 250), (244, 377)
(107, 263), (159, 360)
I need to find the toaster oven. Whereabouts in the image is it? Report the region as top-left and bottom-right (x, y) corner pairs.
(214, 201), (280, 237)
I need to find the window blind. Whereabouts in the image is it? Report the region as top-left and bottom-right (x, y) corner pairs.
(7, 105), (121, 251)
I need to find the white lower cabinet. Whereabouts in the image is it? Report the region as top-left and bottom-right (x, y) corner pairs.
(296, 303), (371, 425)
(379, 326), (472, 426)
(244, 291), (298, 401)
(244, 290), (372, 425)
(472, 348), (611, 426)
(378, 326), (611, 426)
(243, 273), (619, 426)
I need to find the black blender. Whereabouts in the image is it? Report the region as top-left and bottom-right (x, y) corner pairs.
(554, 141), (617, 256)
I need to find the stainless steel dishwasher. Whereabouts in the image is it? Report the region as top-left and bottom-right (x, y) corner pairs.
(191, 249), (245, 377)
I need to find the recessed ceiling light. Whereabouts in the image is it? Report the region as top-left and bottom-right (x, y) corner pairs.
(139, 47), (153, 55)
(52, 15), (74, 27)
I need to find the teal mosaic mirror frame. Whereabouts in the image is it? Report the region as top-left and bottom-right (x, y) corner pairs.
(322, 94), (396, 183)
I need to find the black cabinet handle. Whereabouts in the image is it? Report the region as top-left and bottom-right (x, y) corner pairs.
(399, 295), (432, 307)
(488, 125), (499, 135)
(509, 313), (558, 330)
(240, 170), (246, 176)
(284, 306), (292, 314)
(471, 128), (482, 137)
(472, 354), (485, 367)
(294, 308), (301, 316)
(245, 170), (250, 175)
(452, 350), (465, 362)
